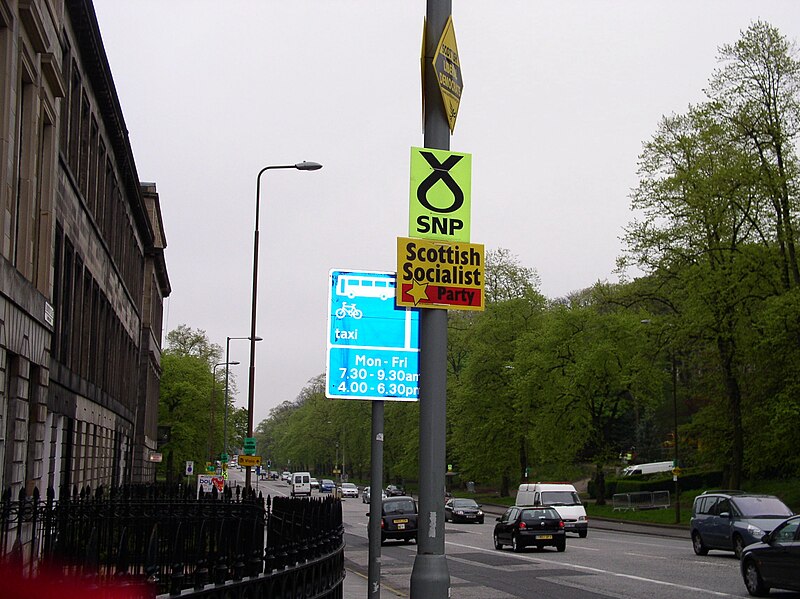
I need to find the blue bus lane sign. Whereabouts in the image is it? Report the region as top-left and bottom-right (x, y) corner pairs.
(326, 270), (420, 401)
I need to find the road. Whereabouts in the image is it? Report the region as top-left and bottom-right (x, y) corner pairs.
(236, 476), (794, 598)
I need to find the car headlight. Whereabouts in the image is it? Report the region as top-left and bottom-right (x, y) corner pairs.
(477, 510), (483, 516)
(456, 510), (464, 515)
(747, 524), (764, 538)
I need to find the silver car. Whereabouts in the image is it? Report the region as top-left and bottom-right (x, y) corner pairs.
(691, 491), (794, 559)
(340, 482), (359, 498)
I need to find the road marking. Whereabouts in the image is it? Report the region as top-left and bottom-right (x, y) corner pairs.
(445, 540), (736, 597)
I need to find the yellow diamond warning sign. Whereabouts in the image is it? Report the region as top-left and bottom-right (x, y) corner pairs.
(433, 16), (462, 133)
(396, 237), (484, 311)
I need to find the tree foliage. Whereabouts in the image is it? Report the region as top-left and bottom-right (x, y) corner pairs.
(227, 24), (800, 495)
(157, 326), (226, 482)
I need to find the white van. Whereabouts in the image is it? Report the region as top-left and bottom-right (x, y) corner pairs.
(291, 471), (312, 497)
(622, 461), (674, 477)
(516, 482), (588, 538)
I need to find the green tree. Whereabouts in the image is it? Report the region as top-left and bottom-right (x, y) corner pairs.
(158, 327), (223, 481)
(707, 21), (800, 290)
(515, 304), (658, 503)
(447, 249), (544, 495)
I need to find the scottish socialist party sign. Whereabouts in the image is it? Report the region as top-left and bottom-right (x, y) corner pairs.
(395, 237), (484, 311)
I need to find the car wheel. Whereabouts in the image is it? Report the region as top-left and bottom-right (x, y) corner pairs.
(493, 534), (503, 551)
(742, 558), (770, 596)
(733, 535), (746, 560)
(478, 518), (484, 525)
(692, 531), (709, 556)
(512, 534), (523, 553)
(556, 539), (566, 552)
(578, 529), (588, 539)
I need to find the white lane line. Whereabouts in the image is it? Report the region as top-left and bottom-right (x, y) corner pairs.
(444, 540), (737, 597)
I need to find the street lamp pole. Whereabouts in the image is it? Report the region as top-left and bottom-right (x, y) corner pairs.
(210, 361), (237, 462)
(671, 349), (680, 524)
(246, 161), (322, 491)
(642, 319), (681, 524)
(225, 336), (261, 459)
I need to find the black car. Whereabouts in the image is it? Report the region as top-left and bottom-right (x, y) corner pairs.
(370, 497), (418, 544)
(445, 498), (484, 524)
(494, 506), (566, 552)
(385, 484), (406, 496)
(740, 515), (800, 596)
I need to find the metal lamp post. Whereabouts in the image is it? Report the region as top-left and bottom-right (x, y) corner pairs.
(224, 336), (261, 459)
(210, 361), (237, 462)
(246, 161), (322, 491)
(642, 319), (680, 524)
(670, 349), (680, 524)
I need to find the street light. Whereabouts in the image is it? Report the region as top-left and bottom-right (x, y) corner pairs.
(641, 319), (680, 524)
(246, 161), (322, 490)
(210, 361), (238, 462)
(225, 336), (262, 459)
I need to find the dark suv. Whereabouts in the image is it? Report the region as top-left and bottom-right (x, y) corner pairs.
(690, 491), (793, 558)
(374, 497), (418, 544)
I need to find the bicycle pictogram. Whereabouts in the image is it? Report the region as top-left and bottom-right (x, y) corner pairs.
(335, 302), (363, 319)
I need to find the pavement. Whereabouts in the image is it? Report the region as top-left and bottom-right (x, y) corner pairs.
(341, 502), (689, 597)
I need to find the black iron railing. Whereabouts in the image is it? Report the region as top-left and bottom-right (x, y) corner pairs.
(0, 484), (344, 598)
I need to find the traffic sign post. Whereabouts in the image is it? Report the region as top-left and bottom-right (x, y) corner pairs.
(410, 3), (453, 598)
(326, 270), (420, 401)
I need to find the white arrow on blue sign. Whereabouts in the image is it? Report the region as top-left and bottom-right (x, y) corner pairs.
(326, 269), (420, 401)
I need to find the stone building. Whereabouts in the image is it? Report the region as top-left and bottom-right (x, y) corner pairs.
(0, 0), (169, 497)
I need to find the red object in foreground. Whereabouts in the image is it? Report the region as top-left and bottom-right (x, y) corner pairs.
(2, 566), (151, 599)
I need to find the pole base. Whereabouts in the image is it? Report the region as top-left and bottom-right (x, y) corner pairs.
(410, 553), (450, 598)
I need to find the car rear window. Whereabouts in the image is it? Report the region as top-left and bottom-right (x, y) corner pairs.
(733, 496), (793, 518)
(384, 499), (416, 513)
(521, 508), (559, 521)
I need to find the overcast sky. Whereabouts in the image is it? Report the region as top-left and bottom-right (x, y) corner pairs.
(91, 1), (800, 425)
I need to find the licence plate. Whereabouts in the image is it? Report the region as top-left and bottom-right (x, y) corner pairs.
(535, 534), (553, 540)
(397, 524), (405, 530)
(466, 515), (475, 518)
(395, 518), (409, 524)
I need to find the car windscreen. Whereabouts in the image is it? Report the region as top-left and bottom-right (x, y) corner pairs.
(521, 508), (559, 521)
(541, 491), (581, 506)
(733, 496), (793, 518)
(453, 499), (478, 508)
(384, 499), (416, 514)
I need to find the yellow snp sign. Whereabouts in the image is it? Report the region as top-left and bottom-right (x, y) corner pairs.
(409, 147), (472, 242)
(396, 237), (484, 311)
(433, 15), (462, 133)
(237, 455), (262, 467)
